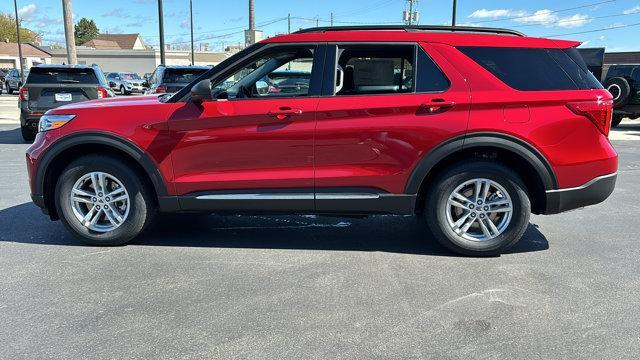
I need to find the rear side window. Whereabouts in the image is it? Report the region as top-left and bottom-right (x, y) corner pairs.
(162, 69), (207, 84)
(459, 47), (602, 91)
(26, 68), (99, 84)
(416, 47), (450, 92)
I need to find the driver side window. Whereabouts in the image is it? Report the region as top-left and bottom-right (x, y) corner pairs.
(212, 46), (316, 100)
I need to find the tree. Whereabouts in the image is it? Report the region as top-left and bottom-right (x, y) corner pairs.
(0, 13), (38, 43)
(74, 18), (99, 46)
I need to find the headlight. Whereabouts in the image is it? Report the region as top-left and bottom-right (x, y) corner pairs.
(38, 114), (76, 132)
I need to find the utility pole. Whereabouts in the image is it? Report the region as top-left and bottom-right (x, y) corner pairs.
(403, 0), (419, 25)
(330, 13), (334, 27)
(316, 17), (319, 27)
(190, 0), (194, 65)
(452, 0), (457, 26)
(288, 13), (291, 34)
(12, 0), (25, 83)
(62, 0), (77, 65)
(157, 0), (165, 65)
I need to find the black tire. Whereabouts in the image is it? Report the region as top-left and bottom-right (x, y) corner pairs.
(54, 154), (157, 246)
(7, 82), (13, 95)
(120, 85), (129, 95)
(20, 125), (36, 142)
(424, 161), (531, 256)
(604, 77), (631, 108)
(611, 114), (624, 128)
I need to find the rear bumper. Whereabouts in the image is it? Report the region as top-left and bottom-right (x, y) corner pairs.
(544, 173), (617, 214)
(20, 110), (43, 130)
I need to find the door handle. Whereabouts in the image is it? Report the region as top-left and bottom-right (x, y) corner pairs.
(420, 99), (456, 114)
(268, 107), (303, 120)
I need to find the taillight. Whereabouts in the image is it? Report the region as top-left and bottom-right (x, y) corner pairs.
(97, 87), (107, 99)
(155, 85), (167, 94)
(19, 87), (29, 101)
(566, 99), (613, 137)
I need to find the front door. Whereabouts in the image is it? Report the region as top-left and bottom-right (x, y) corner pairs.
(168, 44), (324, 211)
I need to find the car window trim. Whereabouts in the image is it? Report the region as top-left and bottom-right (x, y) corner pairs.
(322, 42), (451, 98)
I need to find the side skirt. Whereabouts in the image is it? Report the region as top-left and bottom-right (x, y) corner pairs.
(159, 189), (416, 216)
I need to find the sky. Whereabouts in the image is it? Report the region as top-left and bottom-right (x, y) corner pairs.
(1, 0), (640, 52)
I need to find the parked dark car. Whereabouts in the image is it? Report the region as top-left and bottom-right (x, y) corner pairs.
(604, 64), (640, 127)
(5, 68), (29, 94)
(106, 72), (147, 95)
(19, 64), (115, 141)
(144, 65), (211, 94)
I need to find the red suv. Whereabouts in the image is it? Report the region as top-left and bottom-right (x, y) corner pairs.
(25, 26), (618, 256)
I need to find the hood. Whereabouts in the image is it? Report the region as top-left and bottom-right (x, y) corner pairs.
(49, 94), (162, 112)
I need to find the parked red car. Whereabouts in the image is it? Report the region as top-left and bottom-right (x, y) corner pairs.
(26, 26), (617, 256)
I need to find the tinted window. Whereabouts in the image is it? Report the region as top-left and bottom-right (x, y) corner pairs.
(459, 47), (601, 91)
(416, 47), (450, 92)
(26, 68), (98, 84)
(162, 69), (208, 84)
(336, 45), (414, 95)
(551, 48), (603, 89)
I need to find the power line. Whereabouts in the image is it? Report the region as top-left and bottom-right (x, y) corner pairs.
(472, 0), (617, 24)
(510, 9), (640, 28)
(545, 21), (640, 37)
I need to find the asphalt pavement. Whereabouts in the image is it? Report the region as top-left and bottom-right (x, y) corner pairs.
(1, 93), (639, 359)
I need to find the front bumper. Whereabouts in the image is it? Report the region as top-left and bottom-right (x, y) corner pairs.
(544, 173), (617, 214)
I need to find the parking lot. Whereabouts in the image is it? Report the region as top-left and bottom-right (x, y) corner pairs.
(0, 93), (639, 358)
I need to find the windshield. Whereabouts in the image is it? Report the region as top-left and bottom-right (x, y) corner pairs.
(163, 69), (208, 84)
(26, 68), (97, 84)
(121, 73), (141, 80)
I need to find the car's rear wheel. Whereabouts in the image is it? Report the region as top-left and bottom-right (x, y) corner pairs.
(612, 114), (624, 128)
(55, 155), (156, 246)
(425, 161), (531, 256)
(20, 125), (36, 142)
(6, 82), (13, 94)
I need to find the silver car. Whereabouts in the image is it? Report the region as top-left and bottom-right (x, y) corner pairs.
(106, 72), (147, 95)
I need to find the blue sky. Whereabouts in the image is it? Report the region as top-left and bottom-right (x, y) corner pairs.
(2, 0), (640, 52)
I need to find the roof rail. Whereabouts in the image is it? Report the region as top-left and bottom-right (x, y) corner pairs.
(294, 25), (525, 37)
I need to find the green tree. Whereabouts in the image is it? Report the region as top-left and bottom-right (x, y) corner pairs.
(74, 18), (99, 46)
(0, 13), (37, 43)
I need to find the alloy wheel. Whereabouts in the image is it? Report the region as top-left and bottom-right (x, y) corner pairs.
(69, 172), (130, 233)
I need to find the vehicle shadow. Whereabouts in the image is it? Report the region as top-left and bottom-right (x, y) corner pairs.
(0, 202), (549, 256)
(0, 127), (26, 145)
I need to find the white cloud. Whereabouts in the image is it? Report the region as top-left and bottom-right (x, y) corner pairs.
(556, 14), (592, 28)
(468, 9), (526, 19)
(18, 4), (37, 19)
(623, 5), (640, 14)
(513, 9), (591, 28)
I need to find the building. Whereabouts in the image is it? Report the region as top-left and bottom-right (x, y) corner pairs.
(83, 34), (147, 50)
(0, 42), (51, 70)
(45, 46), (229, 75)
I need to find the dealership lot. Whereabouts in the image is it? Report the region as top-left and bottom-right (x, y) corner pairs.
(1, 94), (639, 358)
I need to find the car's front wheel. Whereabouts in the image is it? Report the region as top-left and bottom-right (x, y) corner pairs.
(6, 82), (13, 94)
(612, 114), (624, 128)
(425, 161), (531, 256)
(55, 155), (156, 246)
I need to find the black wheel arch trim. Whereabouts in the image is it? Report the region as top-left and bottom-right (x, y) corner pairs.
(34, 132), (169, 199)
(404, 132), (558, 194)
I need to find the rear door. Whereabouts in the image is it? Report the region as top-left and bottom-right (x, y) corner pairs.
(314, 42), (470, 209)
(25, 68), (101, 112)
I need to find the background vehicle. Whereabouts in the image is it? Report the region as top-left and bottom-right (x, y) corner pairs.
(144, 65), (211, 94)
(603, 64), (640, 127)
(19, 64), (114, 141)
(26, 26), (617, 256)
(106, 72), (147, 95)
(0, 69), (6, 94)
(5, 69), (29, 94)
(257, 70), (311, 95)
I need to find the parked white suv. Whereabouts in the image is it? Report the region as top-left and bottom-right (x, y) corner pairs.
(106, 72), (147, 95)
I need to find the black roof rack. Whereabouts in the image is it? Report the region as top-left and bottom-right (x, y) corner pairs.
(294, 25), (525, 37)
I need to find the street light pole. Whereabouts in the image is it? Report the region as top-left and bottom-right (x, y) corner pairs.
(190, 0), (194, 65)
(61, 0), (77, 65)
(452, 0), (457, 27)
(13, 0), (25, 84)
(157, 0), (166, 65)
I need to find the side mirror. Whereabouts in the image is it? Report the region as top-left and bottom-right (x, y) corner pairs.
(191, 79), (212, 104)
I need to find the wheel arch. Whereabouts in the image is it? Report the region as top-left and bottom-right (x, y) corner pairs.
(407, 133), (558, 215)
(36, 132), (170, 219)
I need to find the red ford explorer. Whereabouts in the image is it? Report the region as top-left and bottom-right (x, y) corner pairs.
(25, 26), (617, 256)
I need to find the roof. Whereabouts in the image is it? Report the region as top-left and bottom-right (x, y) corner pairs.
(32, 64), (97, 69)
(263, 28), (580, 49)
(159, 65), (212, 70)
(0, 42), (51, 57)
(94, 34), (143, 49)
(82, 39), (121, 49)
